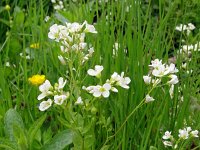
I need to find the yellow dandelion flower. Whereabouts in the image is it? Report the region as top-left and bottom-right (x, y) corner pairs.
(28, 75), (45, 85)
(5, 5), (10, 11)
(30, 43), (39, 49)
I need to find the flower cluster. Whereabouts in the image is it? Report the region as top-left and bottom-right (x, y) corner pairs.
(48, 21), (97, 64)
(162, 127), (199, 148)
(84, 65), (131, 98)
(143, 59), (179, 102)
(178, 42), (200, 56)
(37, 77), (69, 111)
(51, 0), (65, 11)
(175, 23), (195, 35)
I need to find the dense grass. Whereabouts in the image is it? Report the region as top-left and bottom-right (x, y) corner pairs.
(0, 0), (200, 149)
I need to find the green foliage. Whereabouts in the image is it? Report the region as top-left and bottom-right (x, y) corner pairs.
(42, 129), (73, 150)
(0, 0), (199, 150)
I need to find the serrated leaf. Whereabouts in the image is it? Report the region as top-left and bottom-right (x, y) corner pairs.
(4, 109), (24, 144)
(42, 129), (73, 150)
(28, 113), (47, 146)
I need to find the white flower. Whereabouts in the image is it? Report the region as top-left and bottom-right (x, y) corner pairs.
(84, 21), (97, 33)
(143, 75), (151, 84)
(92, 83), (111, 98)
(145, 94), (155, 103)
(54, 95), (67, 105)
(109, 72), (121, 84)
(75, 97), (83, 105)
(163, 141), (173, 147)
(178, 128), (189, 139)
(152, 64), (167, 77)
(38, 80), (53, 100)
(48, 24), (60, 41)
(58, 77), (67, 90)
(190, 130), (199, 137)
(58, 55), (66, 65)
(44, 16), (50, 22)
(66, 22), (82, 33)
(187, 23), (195, 30)
(168, 75), (179, 85)
(169, 84), (174, 99)
(166, 64), (179, 74)
(39, 99), (52, 111)
(162, 131), (172, 140)
(116, 72), (131, 89)
(149, 59), (163, 68)
(175, 24), (187, 31)
(87, 65), (104, 77)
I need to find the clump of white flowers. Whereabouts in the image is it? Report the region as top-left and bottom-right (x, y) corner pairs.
(37, 77), (69, 111)
(162, 127), (199, 148)
(143, 59), (179, 102)
(84, 66), (131, 98)
(51, 0), (65, 11)
(48, 21), (97, 64)
(178, 42), (200, 56)
(175, 23), (195, 35)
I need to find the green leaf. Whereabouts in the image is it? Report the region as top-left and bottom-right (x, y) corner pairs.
(13, 125), (28, 150)
(100, 145), (110, 150)
(13, 6), (24, 28)
(150, 146), (158, 150)
(42, 129), (73, 150)
(4, 109), (24, 144)
(0, 137), (18, 150)
(28, 113), (47, 146)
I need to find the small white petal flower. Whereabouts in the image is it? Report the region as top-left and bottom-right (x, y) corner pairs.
(163, 141), (173, 147)
(191, 130), (199, 137)
(38, 80), (53, 100)
(75, 97), (83, 105)
(92, 83), (111, 98)
(87, 65), (104, 77)
(162, 131), (172, 140)
(145, 94), (155, 103)
(168, 75), (179, 85)
(58, 77), (67, 90)
(83, 21), (97, 33)
(178, 128), (189, 139)
(54, 95), (67, 105)
(116, 72), (131, 89)
(143, 75), (151, 84)
(149, 59), (163, 68)
(39, 99), (52, 111)
(187, 23), (195, 30)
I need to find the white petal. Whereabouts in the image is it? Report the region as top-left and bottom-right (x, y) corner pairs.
(37, 93), (47, 100)
(87, 69), (96, 76)
(93, 91), (101, 97)
(102, 91), (110, 98)
(103, 83), (111, 90)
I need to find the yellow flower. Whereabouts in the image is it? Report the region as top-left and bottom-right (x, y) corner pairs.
(5, 5), (10, 11)
(30, 43), (39, 49)
(28, 75), (45, 85)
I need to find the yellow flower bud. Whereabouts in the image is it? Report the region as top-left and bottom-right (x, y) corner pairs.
(30, 43), (39, 49)
(5, 5), (10, 11)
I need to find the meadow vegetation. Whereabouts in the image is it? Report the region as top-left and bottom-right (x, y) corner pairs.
(0, 0), (200, 149)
